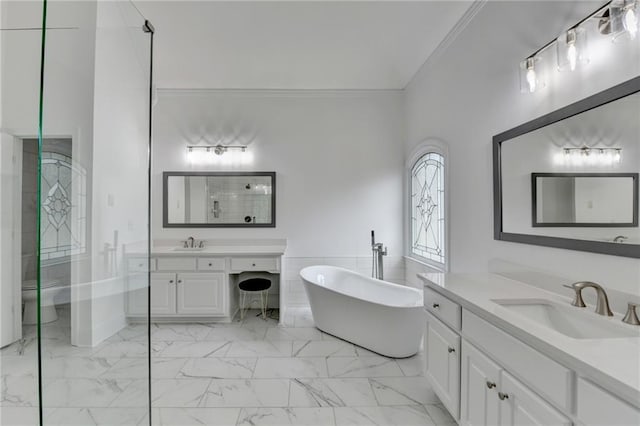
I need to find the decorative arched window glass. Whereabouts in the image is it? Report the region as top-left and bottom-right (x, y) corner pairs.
(410, 152), (445, 266)
(40, 151), (87, 262)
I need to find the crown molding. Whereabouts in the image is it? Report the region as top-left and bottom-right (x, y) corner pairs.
(405, 0), (487, 89)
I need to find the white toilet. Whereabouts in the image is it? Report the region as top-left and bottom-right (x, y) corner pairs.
(22, 278), (63, 325)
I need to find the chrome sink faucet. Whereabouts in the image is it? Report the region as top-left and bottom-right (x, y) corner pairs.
(185, 236), (195, 248)
(564, 281), (613, 316)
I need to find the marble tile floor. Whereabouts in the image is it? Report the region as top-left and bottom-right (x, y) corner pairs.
(1, 307), (454, 425)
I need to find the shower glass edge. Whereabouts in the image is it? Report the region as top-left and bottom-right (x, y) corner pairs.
(37, 0), (153, 424)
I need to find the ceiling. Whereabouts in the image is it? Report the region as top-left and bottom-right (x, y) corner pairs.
(135, 1), (473, 90)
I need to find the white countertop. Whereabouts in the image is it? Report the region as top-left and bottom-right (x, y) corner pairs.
(151, 245), (286, 256)
(125, 239), (287, 256)
(419, 272), (640, 408)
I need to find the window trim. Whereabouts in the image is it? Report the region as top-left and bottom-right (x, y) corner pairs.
(406, 139), (449, 272)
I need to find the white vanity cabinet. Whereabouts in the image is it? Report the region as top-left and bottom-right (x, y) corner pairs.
(576, 378), (640, 426)
(176, 272), (226, 315)
(425, 286), (578, 426)
(498, 370), (571, 426)
(125, 252), (282, 321)
(460, 340), (500, 426)
(425, 311), (461, 419)
(151, 273), (178, 315)
(461, 337), (570, 426)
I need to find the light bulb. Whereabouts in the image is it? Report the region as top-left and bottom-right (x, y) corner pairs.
(567, 43), (577, 71)
(624, 7), (638, 39)
(526, 67), (537, 93)
(614, 149), (622, 163)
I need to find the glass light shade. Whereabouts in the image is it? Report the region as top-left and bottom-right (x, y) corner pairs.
(610, 0), (640, 41)
(557, 28), (589, 71)
(519, 57), (545, 93)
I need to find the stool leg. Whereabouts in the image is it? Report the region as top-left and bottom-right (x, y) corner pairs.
(261, 290), (269, 320)
(240, 290), (246, 320)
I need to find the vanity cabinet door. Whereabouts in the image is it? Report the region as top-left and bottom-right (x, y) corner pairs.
(461, 340), (501, 426)
(177, 273), (226, 316)
(151, 273), (177, 315)
(126, 273), (148, 316)
(425, 312), (461, 420)
(498, 371), (571, 426)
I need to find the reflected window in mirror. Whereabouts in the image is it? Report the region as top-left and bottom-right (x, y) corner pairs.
(410, 150), (447, 269)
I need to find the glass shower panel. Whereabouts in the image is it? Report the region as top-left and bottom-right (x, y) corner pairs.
(0, 1), (45, 424)
(38, 1), (152, 424)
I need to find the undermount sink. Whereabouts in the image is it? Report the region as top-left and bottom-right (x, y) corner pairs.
(492, 298), (639, 339)
(172, 247), (205, 252)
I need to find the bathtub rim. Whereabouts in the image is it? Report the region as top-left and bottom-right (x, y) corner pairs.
(300, 265), (423, 309)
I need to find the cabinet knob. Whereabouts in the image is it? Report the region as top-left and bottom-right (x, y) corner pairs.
(486, 381), (496, 389)
(208, 263), (212, 266)
(252, 263), (256, 267)
(498, 392), (509, 401)
(169, 280), (174, 284)
(447, 347), (455, 353)
(432, 303), (440, 308)
(177, 280), (182, 284)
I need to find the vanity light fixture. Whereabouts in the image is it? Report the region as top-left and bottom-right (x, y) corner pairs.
(188, 144), (247, 156)
(562, 146), (622, 165)
(521, 1), (638, 94)
(186, 144), (249, 165)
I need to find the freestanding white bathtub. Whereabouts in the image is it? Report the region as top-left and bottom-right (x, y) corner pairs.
(300, 265), (424, 358)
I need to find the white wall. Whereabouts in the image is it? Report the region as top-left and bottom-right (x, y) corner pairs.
(89, 1), (151, 344)
(405, 1), (640, 296)
(152, 90), (407, 304)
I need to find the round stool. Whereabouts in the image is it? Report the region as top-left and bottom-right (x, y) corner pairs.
(238, 278), (272, 320)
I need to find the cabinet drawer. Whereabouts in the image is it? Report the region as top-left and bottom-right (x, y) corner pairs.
(197, 258), (226, 271)
(157, 257), (196, 271)
(230, 257), (279, 272)
(128, 257), (156, 272)
(425, 287), (461, 330)
(462, 309), (573, 413)
(577, 378), (640, 425)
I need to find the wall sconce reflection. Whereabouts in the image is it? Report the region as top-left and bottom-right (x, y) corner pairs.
(557, 146), (622, 166)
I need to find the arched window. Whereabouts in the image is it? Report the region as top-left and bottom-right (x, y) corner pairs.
(409, 146), (447, 269)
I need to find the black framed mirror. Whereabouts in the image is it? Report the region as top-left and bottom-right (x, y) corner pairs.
(493, 76), (640, 258)
(531, 173), (638, 228)
(163, 171), (276, 228)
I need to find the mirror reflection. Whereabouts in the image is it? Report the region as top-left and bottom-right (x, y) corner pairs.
(164, 172), (275, 227)
(497, 83), (640, 254)
(532, 174), (638, 227)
